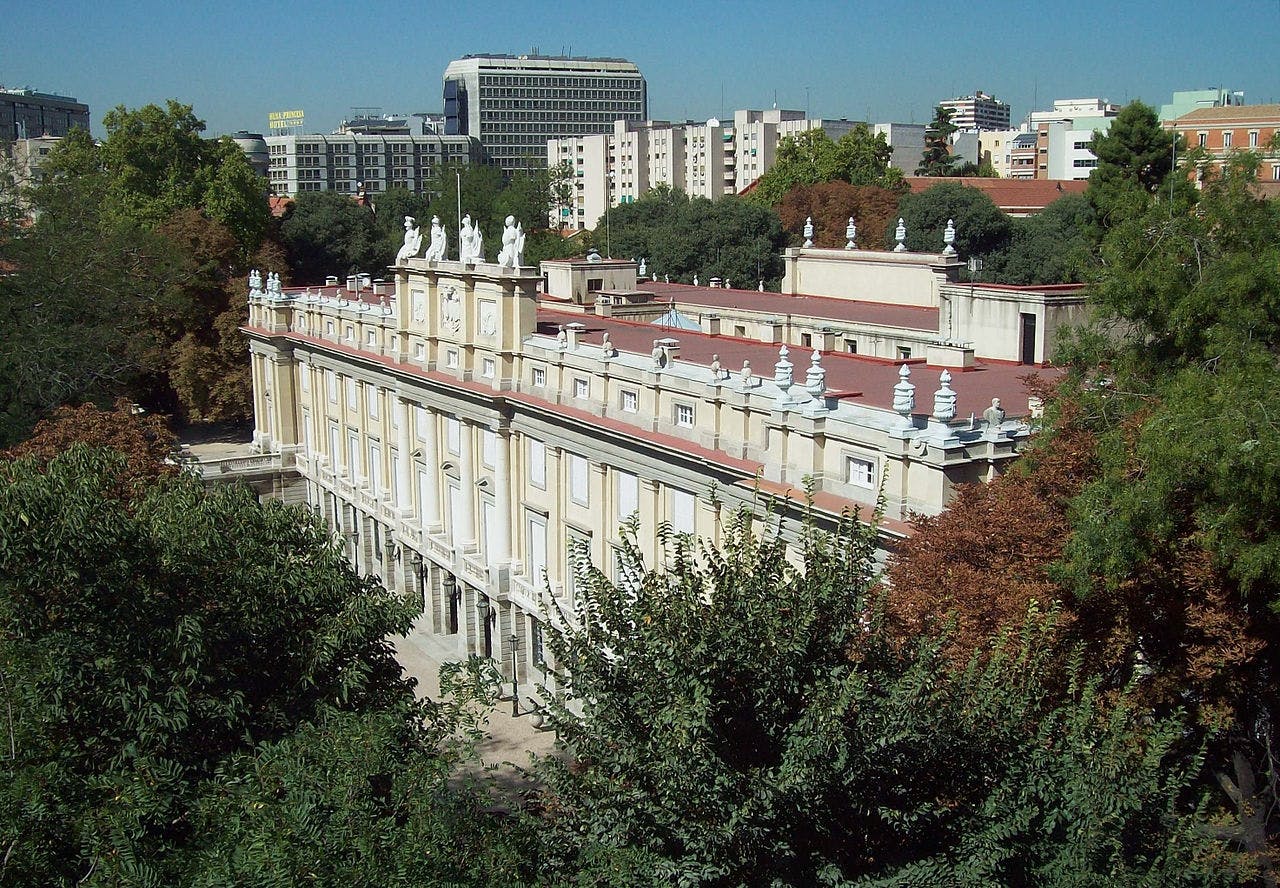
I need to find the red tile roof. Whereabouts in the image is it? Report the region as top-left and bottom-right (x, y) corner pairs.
(633, 282), (941, 331)
(902, 176), (1087, 214)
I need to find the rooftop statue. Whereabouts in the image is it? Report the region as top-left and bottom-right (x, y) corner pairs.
(845, 217), (857, 250)
(459, 214), (480, 263)
(424, 215), (447, 262)
(803, 216), (814, 248)
(396, 216), (423, 264)
(893, 218), (908, 253)
(497, 215), (525, 267)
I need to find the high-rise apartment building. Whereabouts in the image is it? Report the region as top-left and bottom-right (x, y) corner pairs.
(938, 91), (1011, 131)
(265, 131), (479, 197)
(443, 54), (646, 174)
(547, 111), (859, 230)
(1028, 98), (1120, 180)
(0, 87), (89, 140)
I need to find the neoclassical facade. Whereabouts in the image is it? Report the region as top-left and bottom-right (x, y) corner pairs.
(244, 242), (1066, 697)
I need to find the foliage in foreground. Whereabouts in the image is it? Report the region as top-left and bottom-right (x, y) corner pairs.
(0, 446), (524, 886)
(532, 507), (1241, 886)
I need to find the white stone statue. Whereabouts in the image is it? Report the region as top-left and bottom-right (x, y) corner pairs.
(601, 331), (614, 357)
(845, 217), (857, 250)
(459, 214), (479, 263)
(758, 280), (765, 292)
(739, 360), (754, 388)
(693, 274), (699, 287)
(248, 269), (262, 292)
(638, 257), (647, 277)
(803, 216), (814, 248)
(725, 278), (732, 290)
(424, 215), (447, 262)
(710, 354), (722, 382)
(396, 216), (423, 264)
(664, 273), (670, 284)
(942, 218), (957, 256)
(983, 397), (1006, 427)
(497, 215), (524, 267)
(556, 325), (568, 350)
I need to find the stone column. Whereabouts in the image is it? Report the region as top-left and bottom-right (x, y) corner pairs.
(458, 421), (477, 550)
(492, 428), (512, 566)
(421, 408), (442, 534)
(395, 397), (413, 516)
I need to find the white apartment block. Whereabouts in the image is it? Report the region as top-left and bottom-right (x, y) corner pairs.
(872, 123), (926, 172)
(938, 91), (1011, 131)
(265, 132), (479, 197)
(1029, 99), (1120, 180)
(443, 54), (646, 174)
(548, 111), (861, 231)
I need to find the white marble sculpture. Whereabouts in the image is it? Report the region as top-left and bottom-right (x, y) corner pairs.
(803, 216), (814, 248)
(845, 217), (857, 250)
(248, 269), (262, 293)
(497, 215), (525, 267)
(893, 218), (908, 253)
(459, 214), (482, 263)
(396, 216), (423, 264)
(942, 219), (957, 256)
(424, 216), (446, 262)
(638, 257), (647, 277)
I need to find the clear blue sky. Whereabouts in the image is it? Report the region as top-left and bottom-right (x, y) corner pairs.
(6, 0), (1279, 138)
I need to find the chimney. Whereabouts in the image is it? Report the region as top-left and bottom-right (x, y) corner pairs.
(372, 278), (391, 296)
(707, 314), (721, 336)
(325, 275), (339, 287)
(345, 275), (358, 293)
(357, 272), (372, 290)
(565, 322), (586, 350)
(595, 295), (613, 317)
(655, 337), (680, 363)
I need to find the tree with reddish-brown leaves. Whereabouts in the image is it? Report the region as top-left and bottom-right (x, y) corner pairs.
(776, 181), (902, 250)
(4, 399), (181, 485)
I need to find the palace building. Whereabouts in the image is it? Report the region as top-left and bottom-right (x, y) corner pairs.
(242, 232), (1083, 699)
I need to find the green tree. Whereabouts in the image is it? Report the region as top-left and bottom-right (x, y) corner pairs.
(0, 445), (444, 885)
(599, 187), (786, 286)
(533, 508), (1240, 885)
(893, 181), (1012, 258)
(749, 125), (902, 207)
(916, 105), (959, 176)
(280, 189), (379, 280)
(983, 193), (1097, 285)
(1086, 100), (1180, 229)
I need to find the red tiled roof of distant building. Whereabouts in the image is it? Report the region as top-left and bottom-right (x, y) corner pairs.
(1171, 104), (1280, 124)
(902, 177), (1087, 214)
(590, 281), (942, 331)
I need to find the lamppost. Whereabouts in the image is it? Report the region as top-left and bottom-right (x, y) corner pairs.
(605, 170), (615, 258)
(410, 551), (425, 614)
(509, 633), (520, 717)
(476, 595), (492, 659)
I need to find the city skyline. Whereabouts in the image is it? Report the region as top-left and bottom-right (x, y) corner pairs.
(6, 0), (1280, 139)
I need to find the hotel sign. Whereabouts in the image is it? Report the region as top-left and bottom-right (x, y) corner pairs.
(267, 110), (305, 131)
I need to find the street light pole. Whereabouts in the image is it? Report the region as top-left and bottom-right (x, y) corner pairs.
(605, 170), (615, 258)
(509, 633), (520, 717)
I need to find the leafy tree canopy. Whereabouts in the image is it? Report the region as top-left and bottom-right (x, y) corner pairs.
(601, 185), (786, 286)
(749, 125), (904, 208)
(1086, 100), (1180, 229)
(916, 105), (960, 176)
(893, 181), (1012, 258)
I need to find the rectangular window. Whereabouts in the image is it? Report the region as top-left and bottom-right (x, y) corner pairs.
(366, 383), (378, 419)
(326, 370), (338, 403)
(348, 430), (360, 479)
(528, 439), (546, 488)
(345, 377), (357, 410)
(446, 349), (459, 369)
(299, 364), (310, 392)
(568, 453), (589, 505)
(1249, 131), (1259, 148)
(616, 470), (639, 521)
(846, 456), (875, 489)
(345, 325), (355, 342)
(448, 482), (464, 545)
(532, 366), (546, 386)
(1222, 131), (1233, 148)
(620, 389), (638, 412)
(482, 429), (496, 468)
(366, 330), (377, 346)
(1198, 132), (1207, 148)
(574, 377), (589, 399)
(897, 346), (912, 360)
(446, 417), (461, 455)
(328, 424), (341, 469)
(482, 357), (496, 378)
(368, 441), (382, 494)
(670, 489), (696, 535)
(415, 406), (429, 440)
(527, 512), (548, 587)
(674, 403), (694, 428)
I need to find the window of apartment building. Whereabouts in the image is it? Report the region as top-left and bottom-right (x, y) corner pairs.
(347, 429), (360, 479)
(1222, 131), (1233, 149)
(298, 364), (310, 393)
(801, 333), (813, 348)
(896, 346), (912, 360)
(1249, 131), (1259, 148)
(1274, 164), (1280, 181)
(670, 489), (696, 535)
(326, 370), (338, 403)
(568, 453), (589, 505)
(344, 324), (355, 342)
(573, 377), (589, 399)
(531, 366), (546, 386)
(620, 389), (638, 413)
(615, 470), (639, 522)
(846, 455), (876, 489)
(368, 440), (382, 494)
(845, 338), (858, 355)
(481, 357), (496, 379)
(414, 342), (425, 360)
(528, 439), (546, 488)
(328, 423), (341, 470)
(526, 511), (549, 586)
(366, 330), (377, 346)
(1073, 140), (1090, 150)
(366, 383), (378, 420)
(445, 349), (459, 369)
(345, 377), (357, 409)
(674, 403), (695, 428)
(1198, 132), (1208, 148)
(446, 417), (461, 455)
(734, 324), (747, 338)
